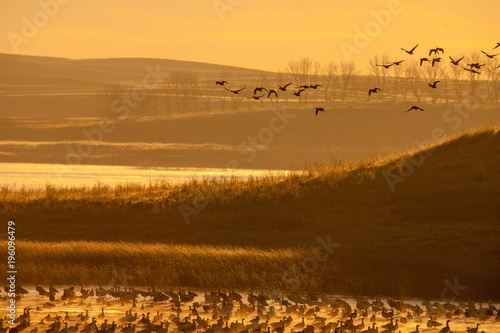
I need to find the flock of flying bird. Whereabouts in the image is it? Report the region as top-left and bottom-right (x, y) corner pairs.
(216, 42), (500, 115)
(2, 286), (499, 333)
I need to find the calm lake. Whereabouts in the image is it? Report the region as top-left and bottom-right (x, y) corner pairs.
(0, 162), (291, 189)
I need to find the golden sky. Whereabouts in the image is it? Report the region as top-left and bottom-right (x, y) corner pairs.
(1, 0), (499, 71)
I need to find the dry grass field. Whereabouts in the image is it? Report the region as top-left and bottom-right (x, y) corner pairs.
(2, 125), (499, 300)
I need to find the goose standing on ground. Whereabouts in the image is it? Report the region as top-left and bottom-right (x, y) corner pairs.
(439, 320), (451, 333)
(466, 323), (480, 333)
(427, 317), (442, 329)
(449, 56), (464, 65)
(406, 106), (424, 112)
(98, 308), (105, 320)
(409, 325), (420, 333)
(401, 44), (418, 54)
(294, 318), (305, 330)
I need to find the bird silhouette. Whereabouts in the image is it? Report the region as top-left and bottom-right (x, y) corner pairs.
(216, 81), (228, 86)
(481, 50), (499, 58)
(310, 84), (322, 89)
(225, 87), (245, 94)
(377, 64), (393, 69)
(428, 81), (440, 88)
(493, 42), (500, 50)
(315, 107), (325, 116)
(463, 67), (481, 74)
(292, 89), (306, 96)
(430, 47), (444, 55)
(467, 63), (485, 69)
(432, 57), (442, 67)
(406, 106), (424, 112)
(298, 85), (310, 89)
(250, 95), (264, 100)
(253, 87), (268, 95)
(420, 58), (429, 66)
(278, 83), (292, 91)
(392, 60), (405, 65)
(449, 56), (464, 65)
(267, 90), (278, 98)
(368, 88), (381, 96)
(401, 44), (418, 54)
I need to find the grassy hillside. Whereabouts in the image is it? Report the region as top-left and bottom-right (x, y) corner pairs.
(2, 126), (499, 299)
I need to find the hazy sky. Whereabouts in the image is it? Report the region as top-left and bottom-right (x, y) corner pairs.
(1, 0), (499, 71)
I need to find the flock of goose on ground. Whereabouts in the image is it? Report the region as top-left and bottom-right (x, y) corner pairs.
(2, 286), (499, 333)
(215, 42), (500, 115)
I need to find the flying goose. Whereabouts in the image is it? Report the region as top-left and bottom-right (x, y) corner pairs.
(315, 107), (325, 116)
(449, 56), (464, 65)
(278, 83), (292, 91)
(401, 44), (418, 54)
(428, 81), (440, 88)
(406, 106), (424, 112)
(368, 88), (381, 96)
(225, 87), (245, 94)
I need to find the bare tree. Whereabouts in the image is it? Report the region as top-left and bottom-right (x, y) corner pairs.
(368, 54), (390, 101)
(96, 85), (155, 118)
(422, 60), (445, 103)
(404, 60), (422, 102)
(391, 62), (404, 101)
(322, 62), (338, 102)
(463, 51), (482, 97)
(286, 57), (313, 104)
(337, 61), (357, 101)
(96, 85), (126, 119)
(167, 71), (199, 114)
(449, 60), (465, 103)
(200, 77), (216, 113)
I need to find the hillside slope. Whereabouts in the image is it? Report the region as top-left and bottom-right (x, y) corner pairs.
(3, 126), (499, 299)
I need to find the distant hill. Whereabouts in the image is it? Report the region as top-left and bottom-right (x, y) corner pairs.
(0, 53), (267, 86)
(0, 53), (269, 117)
